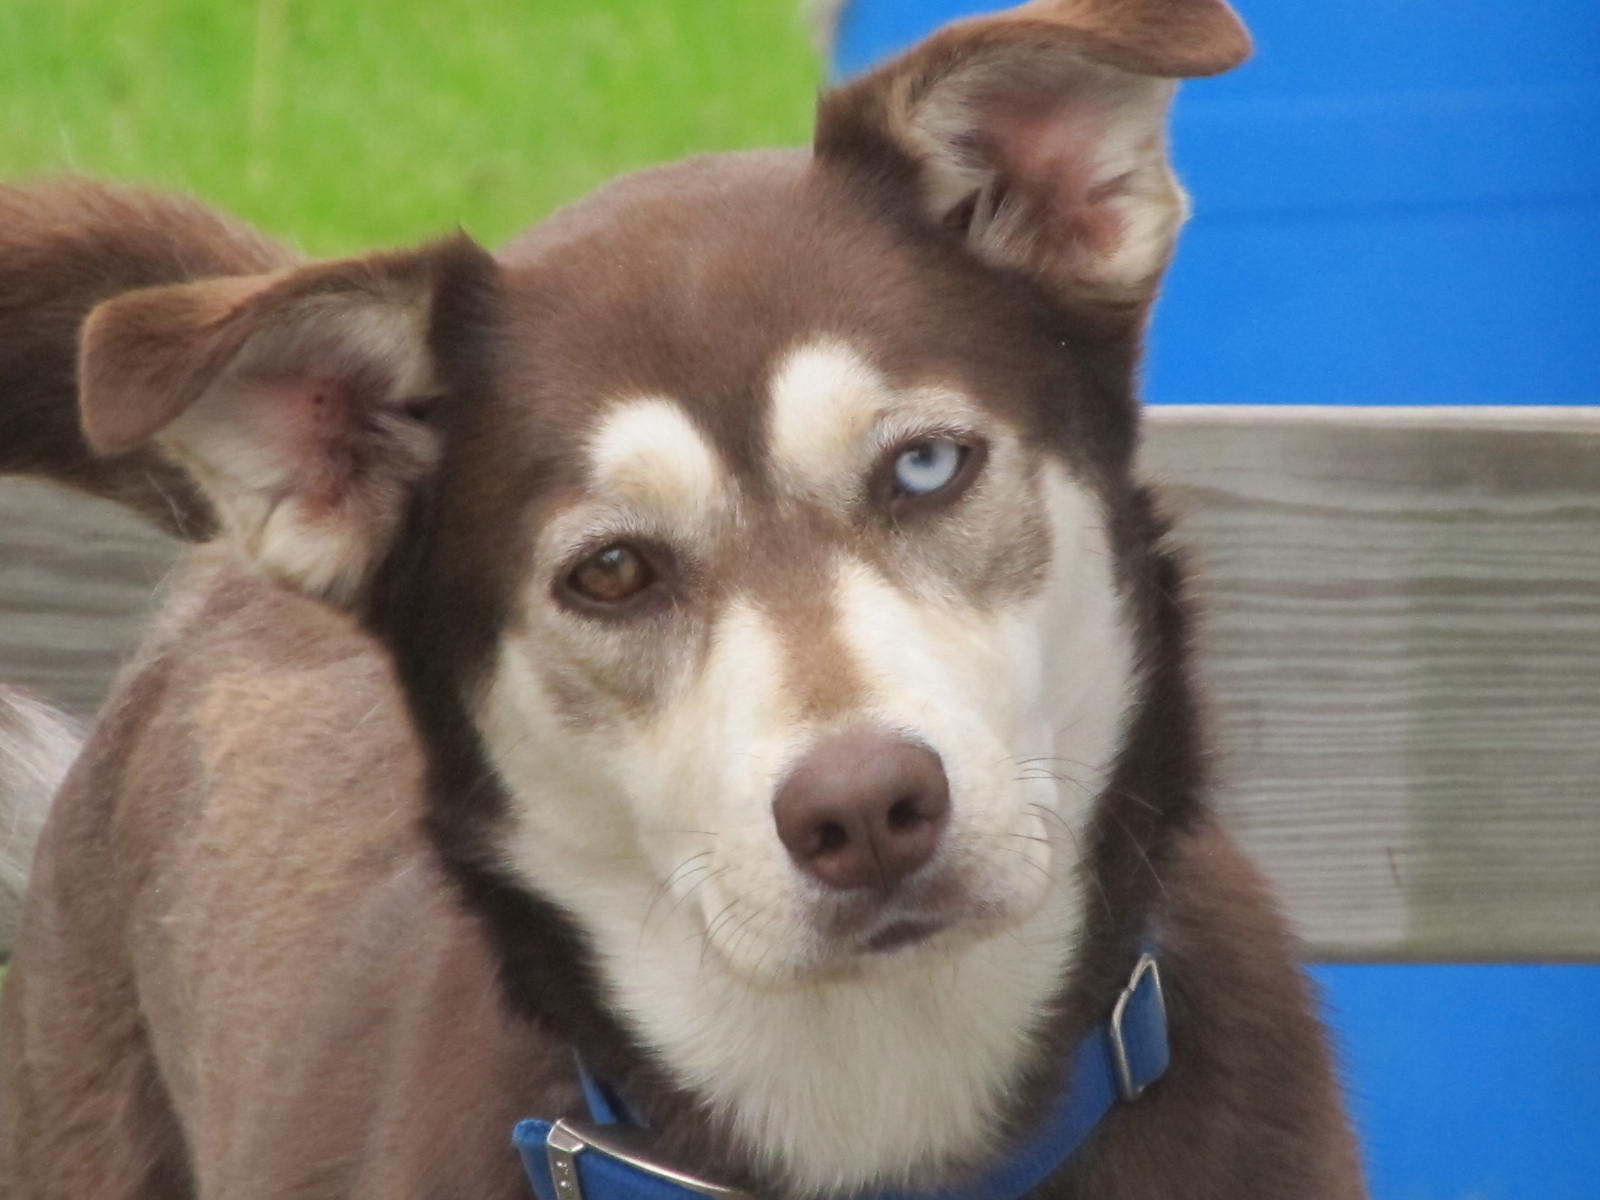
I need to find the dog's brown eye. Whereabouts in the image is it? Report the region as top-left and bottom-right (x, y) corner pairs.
(567, 544), (654, 605)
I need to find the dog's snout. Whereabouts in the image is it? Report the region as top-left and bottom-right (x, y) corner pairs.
(772, 730), (949, 891)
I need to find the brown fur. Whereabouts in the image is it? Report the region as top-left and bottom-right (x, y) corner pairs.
(1, 557), (570, 1197)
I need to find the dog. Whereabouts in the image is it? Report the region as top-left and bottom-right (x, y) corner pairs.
(0, 1), (1367, 1196)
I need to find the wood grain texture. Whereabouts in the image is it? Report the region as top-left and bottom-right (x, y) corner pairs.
(0, 478), (178, 716)
(1144, 407), (1600, 962)
(2, 408), (1597, 960)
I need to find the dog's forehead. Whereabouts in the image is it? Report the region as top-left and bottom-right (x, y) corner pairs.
(486, 151), (1064, 493)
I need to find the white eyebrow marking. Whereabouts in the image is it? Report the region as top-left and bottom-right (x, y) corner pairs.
(587, 397), (729, 520)
(766, 340), (890, 498)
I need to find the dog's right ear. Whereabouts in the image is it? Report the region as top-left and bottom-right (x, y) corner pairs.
(815, 0), (1249, 318)
(79, 235), (496, 607)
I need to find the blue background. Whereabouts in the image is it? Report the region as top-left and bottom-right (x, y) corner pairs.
(835, 2), (1600, 1195)
(1310, 965), (1600, 1199)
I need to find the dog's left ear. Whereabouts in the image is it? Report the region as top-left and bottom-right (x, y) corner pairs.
(815, 0), (1249, 315)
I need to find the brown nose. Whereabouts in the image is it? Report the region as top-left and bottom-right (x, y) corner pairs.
(772, 730), (950, 891)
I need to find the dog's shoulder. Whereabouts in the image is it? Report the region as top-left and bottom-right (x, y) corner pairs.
(10, 549), (569, 1192)
(88, 545), (424, 882)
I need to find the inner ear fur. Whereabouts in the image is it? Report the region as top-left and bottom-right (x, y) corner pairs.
(815, 0), (1250, 313)
(79, 234), (497, 606)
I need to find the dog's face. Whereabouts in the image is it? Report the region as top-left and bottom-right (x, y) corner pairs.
(75, 0), (1248, 1187)
(463, 159), (1139, 991)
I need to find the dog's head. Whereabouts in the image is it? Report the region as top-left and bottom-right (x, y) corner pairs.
(77, 0), (1246, 1188)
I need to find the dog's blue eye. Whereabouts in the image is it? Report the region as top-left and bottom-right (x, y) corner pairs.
(892, 439), (965, 495)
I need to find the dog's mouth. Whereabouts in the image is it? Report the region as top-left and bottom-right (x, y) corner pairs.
(860, 918), (948, 954)
(692, 876), (1043, 987)
(820, 867), (1022, 964)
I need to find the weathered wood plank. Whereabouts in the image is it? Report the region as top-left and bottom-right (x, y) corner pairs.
(0, 478), (178, 715)
(2, 408), (1597, 961)
(1143, 407), (1600, 962)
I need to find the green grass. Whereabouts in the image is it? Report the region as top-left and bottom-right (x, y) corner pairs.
(0, 0), (820, 256)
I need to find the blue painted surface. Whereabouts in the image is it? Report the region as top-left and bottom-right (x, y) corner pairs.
(1311, 965), (1600, 1200)
(832, 1), (1600, 404)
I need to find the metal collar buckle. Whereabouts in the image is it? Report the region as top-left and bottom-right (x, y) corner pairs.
(1108, 953), (1165, 1103)
(544, 1119), (751, 1200)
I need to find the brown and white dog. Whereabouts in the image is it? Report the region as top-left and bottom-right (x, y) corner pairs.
(0, 1), (1366, 1196)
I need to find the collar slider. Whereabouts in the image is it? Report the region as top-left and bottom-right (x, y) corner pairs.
(545, 1122), (589, 1200)
(1108, 953), (1166, 1103)
(533, 1118), (751, 1200)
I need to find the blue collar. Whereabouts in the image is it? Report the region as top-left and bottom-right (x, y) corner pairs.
(514, 950), (1167, 1200)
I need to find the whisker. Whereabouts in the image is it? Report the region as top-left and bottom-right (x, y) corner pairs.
(1105, 786), (1160, 816)
(668, 864), (729, 925)
(640, 851), (714, 939)
(1107, 808), (1166, 894)
(1027, 801), (1114, 920)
